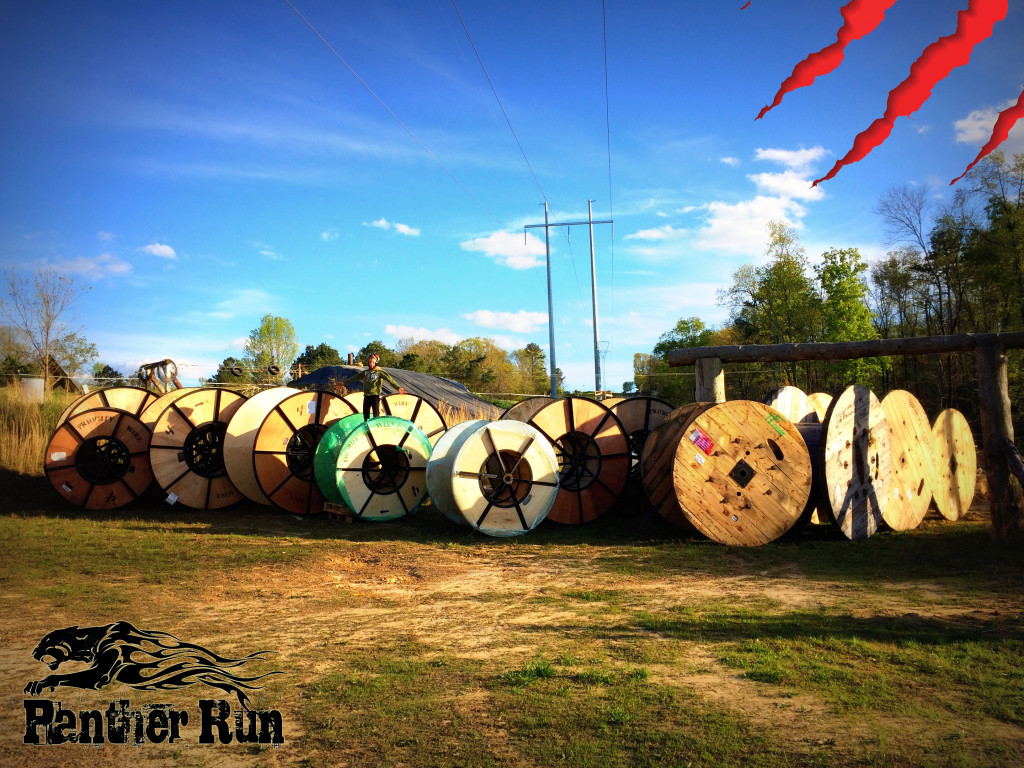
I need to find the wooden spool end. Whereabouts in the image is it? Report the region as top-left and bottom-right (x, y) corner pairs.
(880, 390), (936, 530)
(224, 387), (301, 505)
(139, 388), (199, 429)
(383, 394), (448, 446)
(803, 392), (833, 424)
(640, 403), (712, 531)
(765, 386), (808, 423)
(148, 388), (248, 510)
(668, 401), (813, 546)
(253, 391), (361, 515)
(931, 408), (977, 521)
(500, 396), (556, 424)
(58, 386), (160, 426)
(527, 397), (631, 524)
(610, 396), (675, 478)
(819, 385), (892, 540)
(45, 408), (153, 510)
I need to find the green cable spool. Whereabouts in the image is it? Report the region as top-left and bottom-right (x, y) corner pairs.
(313, 413), (366, 505)
(335, 416), (432, 521)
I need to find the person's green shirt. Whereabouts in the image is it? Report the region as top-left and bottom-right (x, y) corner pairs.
(345, 366), (399, 396)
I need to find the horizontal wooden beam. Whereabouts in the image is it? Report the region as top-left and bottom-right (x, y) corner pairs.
(667, 332), (1024, 366)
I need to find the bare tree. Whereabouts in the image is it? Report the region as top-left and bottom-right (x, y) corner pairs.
(1, 268), (92, 390)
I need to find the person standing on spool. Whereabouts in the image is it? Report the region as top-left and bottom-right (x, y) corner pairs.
(344, 353), (405, 420)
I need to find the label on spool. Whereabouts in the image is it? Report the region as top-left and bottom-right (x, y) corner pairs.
(764, 412), (787, 436)
(166, 493), (178, 505)
(62, 483), (73, 494)
(894, 488), (900, 500)
(307, 400), (317, 415)
(50, 452), (66, 462)
(693, 453), (705, 466)
(688, 427), (714, 455)
(907, 487), (914, 499)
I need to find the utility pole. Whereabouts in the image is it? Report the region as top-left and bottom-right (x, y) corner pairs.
(525, 202), (613, 397)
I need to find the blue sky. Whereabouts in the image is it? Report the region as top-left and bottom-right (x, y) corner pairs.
(2, 1), (1022, 390)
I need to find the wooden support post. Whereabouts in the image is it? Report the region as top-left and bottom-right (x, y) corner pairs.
(695, 357), (725, 404)
(974, 340), (1024, 542)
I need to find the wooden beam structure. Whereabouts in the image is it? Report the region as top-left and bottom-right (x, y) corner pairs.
(667, 332), (1024, 542)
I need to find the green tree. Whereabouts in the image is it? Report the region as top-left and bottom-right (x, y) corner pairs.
(294, 343), (343, 373)
(208, 356), (251, 385)
(1, 268), (92, 391)
(52, 332), (97, 379)
(512, 343), (548, 393)
(244, 314), (298, 384)
(356, 340), (398, 368)
(652, 316), (716, 359)
(816, 247), (878, 386)
(92, 362), (126, 386)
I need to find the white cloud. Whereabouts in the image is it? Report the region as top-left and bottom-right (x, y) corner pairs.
(139, 242), (176, 259)
(462, 309), (548, 333)
(747, 169), (824, 201)
(202, 288), (277, 320)
(624, 225), (686, 241)
(254, 242), (283, 260)
(97, 231), (115, 241)
(954, 98), (1024, 156)
(720, 156), (741, 167)
(694, 195), (808, 254)
(754, 146), (827, 173)
(384, 324), (462, 345)
(46, 253), (133, 280)
(321, 229), (339, 242)
(364, 218), (420, 236)
(461, 230), (545, 270)
(488, 334), (528, 350)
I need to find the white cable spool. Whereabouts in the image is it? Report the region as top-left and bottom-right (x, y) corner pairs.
(425, 420), (490, 525)
(446, 420), (560, 537)
(335, 417), (432, 521)
(223, 387), (300, 504)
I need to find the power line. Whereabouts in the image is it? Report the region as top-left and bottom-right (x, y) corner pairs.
(601, 0), (616, 358)
(284, 0), (504, 227)
(450, 0), (547, 203)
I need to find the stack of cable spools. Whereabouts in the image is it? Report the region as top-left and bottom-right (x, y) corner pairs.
(44, 385), (977, 544)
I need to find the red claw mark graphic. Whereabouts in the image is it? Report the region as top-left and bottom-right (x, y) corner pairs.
(950, 85), (1024, 185)
(757, 0), (899, 121)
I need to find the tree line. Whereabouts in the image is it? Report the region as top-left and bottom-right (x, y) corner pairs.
(633, 152), (1024, 435)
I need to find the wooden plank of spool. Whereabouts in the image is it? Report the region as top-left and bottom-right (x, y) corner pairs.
(57, 386), (160, 426)
(139, 388), (199, 430)
(639, 402), (712, 531)
(500, 396), (555, 423)
(447, 420), (560, 536)
(765, 386), (808, 423)
(880, 390), (936, 530)
(610, 396), (676, 478)
(336, 416), (432, 521)
(527, 396), (631, 524)
(819, 385), (892, 539)
(802, 393), (833, 424)
(45, 408), (152, 510)
(252, 391), (361, 515)
(224, 388), (301, 505)
(599, 396), (626, 408)
(148, 388), (248, 509)
(383, 394), (448, 446)
(425, 420), (490, 525)
(668, 401), (813, 546)
(931, 408), (977, 521)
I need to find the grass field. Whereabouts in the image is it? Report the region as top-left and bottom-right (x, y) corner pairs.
(1, 392), (1022, 766)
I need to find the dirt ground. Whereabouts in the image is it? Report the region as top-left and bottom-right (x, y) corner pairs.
(2, 499), (1022, 767)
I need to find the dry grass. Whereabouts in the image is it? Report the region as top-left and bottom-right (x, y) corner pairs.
(0, 384), (76, 476)
(438, 400), (497, 426)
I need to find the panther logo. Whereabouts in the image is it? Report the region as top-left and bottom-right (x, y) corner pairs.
(24, 621), (280, 710)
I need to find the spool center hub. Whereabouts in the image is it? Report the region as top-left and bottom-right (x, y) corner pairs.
(286, 424), (327, 481)
(479, 450), (533, 508)
(76, 436), (131, 485)
(554, 431), (601, 492)
(362, 445), (410, 494)
(183, 423), (228, 478)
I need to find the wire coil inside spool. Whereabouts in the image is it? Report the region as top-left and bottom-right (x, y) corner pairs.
(148, 387), (248, 509)
(879, 390), (935, 530)
(818, 385), (892, 539)
(931, 408), (976, 521)
(427, 419), (560, 536)
(335, 416), (432, 521)
(526, 396), (631, 524)
(45, 408), (153, 510)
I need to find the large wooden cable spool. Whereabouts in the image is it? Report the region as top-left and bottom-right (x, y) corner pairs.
(139, 387), (200, 430)
(382, 394), (448, 445)
(425, 420), (491, 525)
(656, 401), (813, 546)
(335, 417), (432, 521)
(148, 388), (248, 509)
(314, 413), (367, 506)
(224, 388), (301, 505)
(640, 402), (713, 531)
(57, 386), (159, 426)
(251, 391), (361, 514)
(500, 396), (555, 423)
(526, 396), (631, 524)
(930, 408), (977, 521)
(431, 420), (560, 537)
(879, 390), (936, 530)
(765, 386), (809, 423)
(45, 409), (153, 510)
(609, 396), (675, 478)
(803, 392), (833, 424)
(817, 385), (892, 539)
